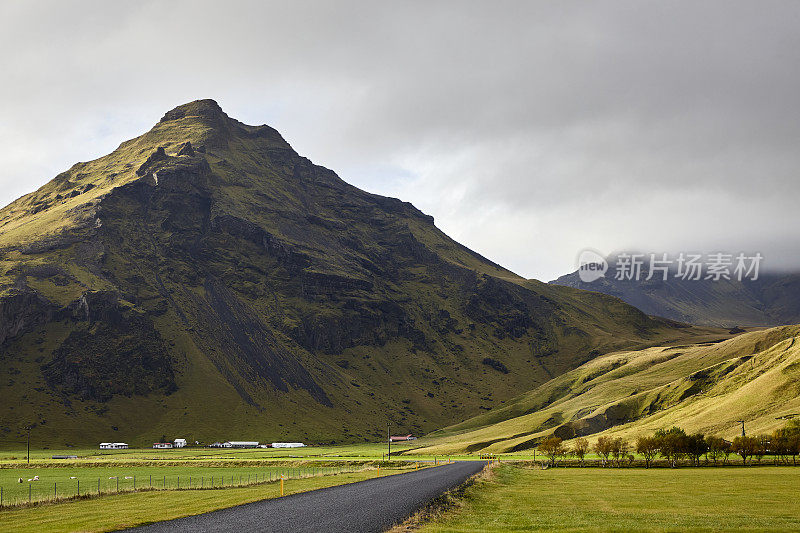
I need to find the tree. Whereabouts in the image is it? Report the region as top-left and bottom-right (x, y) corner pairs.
(654, 427), (688, 468)
(572, 437), (590, 467)
(754, 435), (769, 464)
(706, 436), (729, 466)
(636, 435), (659, 468)
(610, 437), (630, 467)
(538, 436), (566, 467)
(731, 435), (759, 465)
(784, 420), (800, 466)
(720, 439), (733, 465)
(772, 429), (790, 465)
(791, 433), (800, 467)
(686, 433), (708, 466)
(593, 436), (613, 467)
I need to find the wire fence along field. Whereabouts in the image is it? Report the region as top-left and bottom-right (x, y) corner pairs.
(0, 464), (367, 508)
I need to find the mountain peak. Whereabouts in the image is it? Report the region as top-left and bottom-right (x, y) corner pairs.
(159, 99), (227, 124)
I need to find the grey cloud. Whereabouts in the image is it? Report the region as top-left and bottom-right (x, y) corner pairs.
(1, 0), (798, 280)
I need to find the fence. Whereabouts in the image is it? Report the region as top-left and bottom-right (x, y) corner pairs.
(0, 464), (366, 508)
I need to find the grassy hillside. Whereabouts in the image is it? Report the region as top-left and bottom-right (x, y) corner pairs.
(0, 100), (709, 448)
(414, 325), (800, 454)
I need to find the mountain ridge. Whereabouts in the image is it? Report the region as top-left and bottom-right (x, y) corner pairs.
(551, 255), (800, 327)
(0, 100), (714, 447)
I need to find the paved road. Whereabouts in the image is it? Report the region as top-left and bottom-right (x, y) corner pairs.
(127, 461), (485, 533)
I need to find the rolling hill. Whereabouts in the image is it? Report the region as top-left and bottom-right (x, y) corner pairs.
(0, 100), (717, 448)
(551, 255), (800, 327)
(415, 325), (800, 454)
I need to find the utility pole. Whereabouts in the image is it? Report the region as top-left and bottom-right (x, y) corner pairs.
(387, 423), (391, 461)
(25, 426), (31, 464)
(737, 420), (745, 437)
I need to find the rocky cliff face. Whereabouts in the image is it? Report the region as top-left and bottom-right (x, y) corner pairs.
(0, 100), (688, 446)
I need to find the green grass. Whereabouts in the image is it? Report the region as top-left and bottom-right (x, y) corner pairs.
(421, 465), (800, 532)
(1, 467), (410, 533)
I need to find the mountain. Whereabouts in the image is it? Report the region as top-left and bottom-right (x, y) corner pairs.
(551, 256), (800, 327)
(0, 100), (710, 447)
(413, 325), (800, 455)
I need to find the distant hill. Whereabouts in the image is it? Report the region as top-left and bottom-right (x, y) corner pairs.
(413, 325), (800, 455)
(0, 100), (713, 447)
(551, 256), (800, 327)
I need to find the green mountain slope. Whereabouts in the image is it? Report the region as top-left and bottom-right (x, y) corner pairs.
(0, 100), (709, 447)
(417, 325), (800, 454)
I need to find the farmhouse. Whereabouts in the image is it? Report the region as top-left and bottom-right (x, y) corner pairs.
(174, 438), (187, 448)
(271, 442), (306, 448)
(99, 442), (129, 449)
(153, 442), (173, 449)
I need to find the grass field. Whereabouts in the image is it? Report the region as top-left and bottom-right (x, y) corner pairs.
(420, 465), (800, 532)
(0, 463), (361, 506)
(0, 442), (445, 510)
(1, 467), (412, 533)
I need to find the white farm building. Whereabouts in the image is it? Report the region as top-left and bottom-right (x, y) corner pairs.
(226, 441), (259, 448)
(99, 442), (129, 449)
(174, 438), (187, 448)
(271, 442), (306, 448)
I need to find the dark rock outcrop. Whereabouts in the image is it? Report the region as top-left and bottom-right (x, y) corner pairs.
(0, 288), (57, 346)
(177, 141), (195, 157)
(135, 146), (168, 176)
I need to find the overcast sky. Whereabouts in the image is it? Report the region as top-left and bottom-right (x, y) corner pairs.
(1, 1), (799, 280)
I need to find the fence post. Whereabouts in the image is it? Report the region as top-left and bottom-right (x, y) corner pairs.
(98, 478), (100, 494)
(116, 477), (119, 492)
(77, 479), (80, 497)
(150, 475), (152, 488)
(177, 476), (180, 489)
(29, 483), (31, 503)
(163, 475), (166, 489)
(134, 476), (136, 490)
(54, 482), (57, 499)
(1, 486), (3, 506)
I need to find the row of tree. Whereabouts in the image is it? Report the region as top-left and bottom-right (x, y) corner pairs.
(536, 420), (800, 467)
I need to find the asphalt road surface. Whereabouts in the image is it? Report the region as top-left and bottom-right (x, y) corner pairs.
(127, 461), (485, 533)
